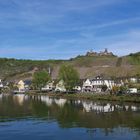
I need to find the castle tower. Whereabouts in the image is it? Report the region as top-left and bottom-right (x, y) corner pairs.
(104, 48), (108, 53)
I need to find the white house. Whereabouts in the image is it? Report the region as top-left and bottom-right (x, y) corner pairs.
(55, 80), (66, 92)
(73, 86), (82, 92)
(82, 101), (114, 113)
(41, 81), (55, 92)
(127, 88), (138, 94)
(104, 79), (115, 90)
(0, 79), (3, 88)
(91, 76), (116, 92)
(91, 76), (104, 92)
(129, 77), (138, 83)
(82, 79), (92, 92)
(82, 76), (116, 93)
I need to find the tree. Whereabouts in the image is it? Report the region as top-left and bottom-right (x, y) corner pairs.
(32, 71), (51, 90)
(58, 64), (80, 91)
(119, 85), (127, 94)
(111, 85), (120, 94)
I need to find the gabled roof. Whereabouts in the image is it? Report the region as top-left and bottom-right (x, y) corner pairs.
(24, 80), (32, 85)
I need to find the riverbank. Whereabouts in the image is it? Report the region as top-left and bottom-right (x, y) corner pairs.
(26, 92), (140, 103)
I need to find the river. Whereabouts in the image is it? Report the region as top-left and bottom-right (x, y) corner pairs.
(0, 94), (140, 140)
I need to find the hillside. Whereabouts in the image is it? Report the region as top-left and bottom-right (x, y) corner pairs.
(0, 52), (140, 81)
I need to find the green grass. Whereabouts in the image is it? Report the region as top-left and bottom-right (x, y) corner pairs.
(128, 52), (140, 65)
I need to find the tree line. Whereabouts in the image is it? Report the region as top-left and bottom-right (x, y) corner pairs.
(32, 64), (80, 91)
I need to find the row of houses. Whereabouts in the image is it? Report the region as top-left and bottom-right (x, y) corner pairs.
(82, 76), (116, 92)
(0, 76), (139, 94)
(82, 76), (139, 93)
(10, 76), (115, 93)
(14, 76), (140, 93)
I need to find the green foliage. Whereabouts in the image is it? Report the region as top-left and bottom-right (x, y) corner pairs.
(111, 86), (120, 94)
(119, 86), (127, 92)
(73, 56), (94, 67)
(0, 58), (63, 80)
(32, 71), (51, 90)
(58, 64), (80, 91)
(129, 52), (140, 65)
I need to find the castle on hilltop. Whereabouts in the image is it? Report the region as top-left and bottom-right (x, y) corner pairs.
(86, 48), (114, 56)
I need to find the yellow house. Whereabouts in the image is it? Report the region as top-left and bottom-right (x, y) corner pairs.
(17, 80), (25, 92)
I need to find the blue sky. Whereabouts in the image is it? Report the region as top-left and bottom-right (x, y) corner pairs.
(0, 0), (140, 59)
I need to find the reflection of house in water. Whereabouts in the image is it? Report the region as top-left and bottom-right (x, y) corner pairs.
(13, 94), (28, 105)
(40, 96), (53, 106)
(82, 100), (140, 113)
(40, 96), (67, 107)
(82, 101), (114, 113)
(0, 94), (3, 100)
(114, 104), (140, 112)
(131, 106), (138, 111)
(54, 99), (67, 107)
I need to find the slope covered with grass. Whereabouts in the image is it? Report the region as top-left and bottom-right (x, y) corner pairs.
(0, 52), (140, 80)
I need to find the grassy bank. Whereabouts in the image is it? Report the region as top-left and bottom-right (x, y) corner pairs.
(26, 92), (140, 103)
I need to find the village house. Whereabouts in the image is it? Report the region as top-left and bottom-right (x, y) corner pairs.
(0, 79), (3, 89)
(129, 77), (138, 83)
(82, 79), (92, 92)
(16, 80), (25, 92)
(14, 80), (31, 93)
(55, 80), (66, 92)
(82, 76), (116, 93)
(24, 80), (32, 90)
(73, 86), (82, 92)
(127, 88), (138, 94)
(41, 81), (55, 92)
(92, 76), (116, 92)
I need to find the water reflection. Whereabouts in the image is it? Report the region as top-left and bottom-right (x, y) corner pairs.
(0, 94), (140, 139)
(81, 101), (140, 113)
(40, 96), (67, 107)
(38, 95), (140, 113)
(13, 94), (28, 106)
(0, 94), (140, 140)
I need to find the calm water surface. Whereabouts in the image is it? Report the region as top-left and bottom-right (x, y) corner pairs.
(0, 94), (140, 140)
